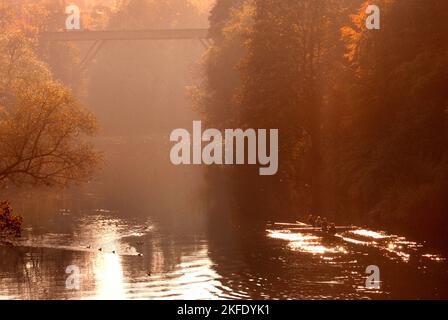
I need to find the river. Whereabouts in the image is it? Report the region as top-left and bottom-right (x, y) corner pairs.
(1, 137), (447, 299)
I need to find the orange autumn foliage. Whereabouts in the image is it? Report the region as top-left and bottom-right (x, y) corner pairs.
(0, 201), (22, 237)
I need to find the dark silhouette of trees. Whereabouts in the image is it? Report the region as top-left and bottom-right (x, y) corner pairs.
(200, 0), (448, 240)
(334, 0), (448, 235)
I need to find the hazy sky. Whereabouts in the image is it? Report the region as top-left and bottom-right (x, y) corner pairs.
(190, 0), (215, 12)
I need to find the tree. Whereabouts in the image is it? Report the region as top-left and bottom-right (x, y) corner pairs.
(336, 0), (448, 233)
(0, 32), (99, 187)
(190, 0), (251, 223)
(199, 0), (351, 219)
(195, 0), (248, 129)
(236, 0), (344, 216)
(0, 201), (22, 237)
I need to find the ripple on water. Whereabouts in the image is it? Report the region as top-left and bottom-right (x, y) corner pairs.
(1, 214), (448, 299)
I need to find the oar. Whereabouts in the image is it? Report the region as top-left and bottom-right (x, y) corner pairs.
(272, 222), (307, 226)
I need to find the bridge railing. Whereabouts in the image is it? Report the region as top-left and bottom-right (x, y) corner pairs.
(40, 29), (210, 42)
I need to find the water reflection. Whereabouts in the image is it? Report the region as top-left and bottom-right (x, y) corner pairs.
(265, 222), (448, 299)
(0, 212), (234, 300)
(268, 224), (446, 265)
(1, 129), (448, 301)
(2, 213), (448, 299)
(91, 253), (125, 300)
(267, 230), (348, 255)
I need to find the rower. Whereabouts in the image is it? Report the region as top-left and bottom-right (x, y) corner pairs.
(321, 218), (328, 232)
(307, 214), (314, 225)
(329, 223), (336, 234)
(314, 216), (322, 227)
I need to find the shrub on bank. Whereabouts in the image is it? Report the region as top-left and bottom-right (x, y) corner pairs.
(0, 201), (23, 237)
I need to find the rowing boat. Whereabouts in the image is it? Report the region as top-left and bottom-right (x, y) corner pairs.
(274, 222), (355, 231)
(271, 221), (357, 240)
(289, 226), (356, 233)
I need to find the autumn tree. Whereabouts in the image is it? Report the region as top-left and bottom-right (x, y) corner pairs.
(190, 0), (250, 223)
(336, 0), (448, 235)
(200, 0), (448, 242)
(0, 32), (99, 187)
(0, 201), (22, 237)
(233, 0), (348, 216)
(196, 0), (246, 129)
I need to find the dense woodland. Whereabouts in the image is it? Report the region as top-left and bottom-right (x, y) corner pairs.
(0, 0), (447, 244)
(198, 0), (448, 243)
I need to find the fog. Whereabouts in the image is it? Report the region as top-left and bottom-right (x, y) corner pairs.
(5, 0), (213, 228)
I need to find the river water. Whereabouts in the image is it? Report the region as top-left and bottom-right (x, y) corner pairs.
(1, 138), (447, 299)
(1, 208), (448, 299)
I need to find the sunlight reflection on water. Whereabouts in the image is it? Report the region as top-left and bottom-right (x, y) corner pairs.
(91, 253), (126, 299)
(267, 223), (446, 266)
(267, 230), (348, 255)
(0, 214), (235, 300)
(1, 214), (448, 299)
